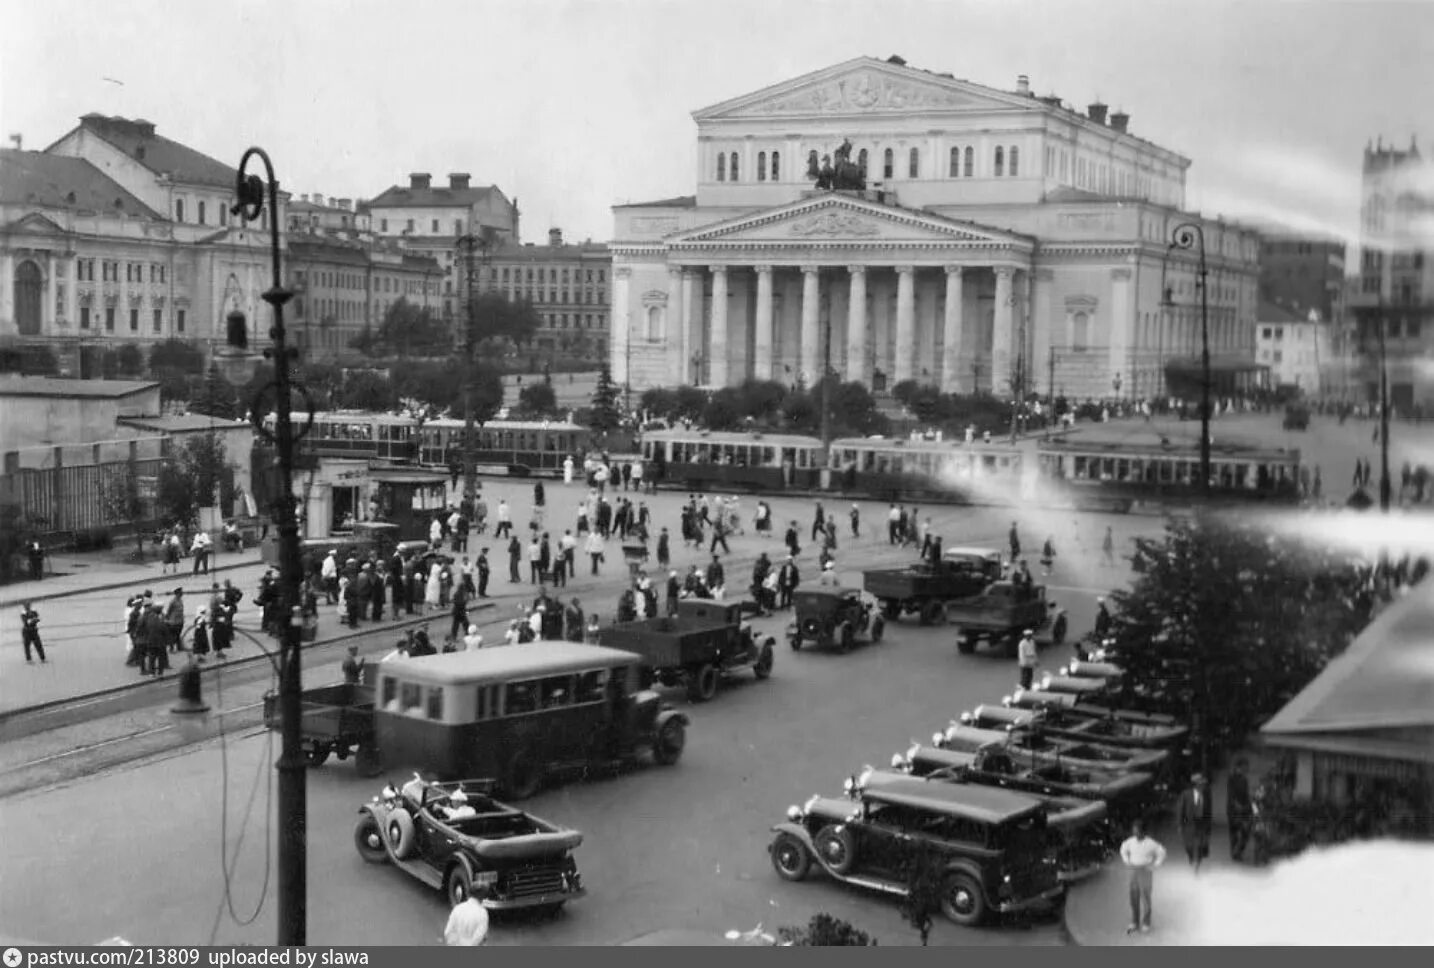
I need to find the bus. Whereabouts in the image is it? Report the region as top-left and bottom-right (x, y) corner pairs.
(416, 418), (593, 476)
(641, 429), (827, 491)
(1035, 435), (1301, 509)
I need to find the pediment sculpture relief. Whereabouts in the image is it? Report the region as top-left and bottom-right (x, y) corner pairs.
(748, 72), (975, 115)
(788, 211), (881, 237)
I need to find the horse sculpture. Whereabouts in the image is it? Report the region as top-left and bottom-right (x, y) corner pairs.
(807, 139), (867, 192)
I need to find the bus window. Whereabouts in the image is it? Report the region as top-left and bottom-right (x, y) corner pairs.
(401, 682), (423, 716)
(426, 686), (445, 721)
(382, 678), (398, 709)
(576, 669), (608, 704)
(539, 675), (572, 709)
(504, 680), (538, 715)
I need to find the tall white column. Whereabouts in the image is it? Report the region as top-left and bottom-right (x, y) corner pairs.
(681, 269), (697, 384)
(612, 267), (632, 386)
(46, 253), (58, 332)
(65, 256), (78, 325)
(894, 265), (916, 384)
(709, 266), (729, 386)
(845, 265), (867, 384)
(666, 266), (685, 385)
(753, 264), (774, 380)
(941, 266), (964, 392)
(1031, 269), (1055, 399)
(799, 264), (820, 385)
(0, 251), (14, 331)
(992, 266), (1015, 398)
(1109, 266), (1133, 395)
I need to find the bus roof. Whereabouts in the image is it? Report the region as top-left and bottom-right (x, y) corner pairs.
(379, 640), (642, 684)
(830, 436), (1023, 454)
(643, 429), (823, 447)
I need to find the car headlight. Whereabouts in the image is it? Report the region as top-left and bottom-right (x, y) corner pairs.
(1040, 675), (1053, 689)
(787, 804), (804, 822)
(1060, 665), (1072, 676)
(843, 776), (856, 795)
(891, 753), (906, 770)
(959, 711), (973, 724)
(1002, 693), (1014, 706)
(932, 731), (945, 747)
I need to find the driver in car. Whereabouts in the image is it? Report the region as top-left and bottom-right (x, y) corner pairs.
(439, 789), (478, 822)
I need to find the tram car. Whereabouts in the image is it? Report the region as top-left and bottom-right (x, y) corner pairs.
(417, 418), (592, 477)
(1035, 434), (1301, 508)
(828, 436), (1029, 504)
(640, 429), (826, 491)
(262, 410), (420, 464)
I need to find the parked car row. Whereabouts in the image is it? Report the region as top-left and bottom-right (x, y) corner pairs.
(766, 655), (1195, 927)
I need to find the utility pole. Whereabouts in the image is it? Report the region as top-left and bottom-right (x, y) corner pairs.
(457, 233), (485, 517)
(1378, 298), (1391, 512)
(819, 278), (833, 472)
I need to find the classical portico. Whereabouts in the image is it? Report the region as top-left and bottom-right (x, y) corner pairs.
(614, 192), (1034, 394)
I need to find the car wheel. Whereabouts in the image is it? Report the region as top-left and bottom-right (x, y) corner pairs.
(770, 832), (812, 882)
(1051, 614), (1068, 644)
(445, 862), (475, 907)
(385, 808), (416, 860)
(814, 824), (857, 874)
(939, 872), (987, 927)
(504, 755), (543, 800)
(920, 601), (943, 626)
(836, 621), (855, 654)
(753, 643), (774, 679)
(653, 717), (686, 765)
(789, 635), (802, 651)
(870, 615), (885, 643)
(687, 663), (719, 702)
(956, 635), (975, 655)
(353, 814), (389, 864)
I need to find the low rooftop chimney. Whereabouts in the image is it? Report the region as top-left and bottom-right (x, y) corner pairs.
(1109, 111), (1130, 133)
(336, 197), (352, 210)
(313, 193), (325, 207)
(1039, 94), (1062, 108)
(1087, 102), (1108, 125)
(449, 173), (471, 190)
(1016, 74), (1031, 96)
(410, 173), (432, 190)
(548, 228), (564, 247)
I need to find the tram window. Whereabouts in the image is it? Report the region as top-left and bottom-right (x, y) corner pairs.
(381, 678), (397, 708)
(1115, 459), (1129, 482)
(475, 684), (500, 720)
(1073, 456), (1089, 479)
(539, 675), (572, 709)
(504, 680), (538, 715)
(426, 687), (445, 721)
(576, 669), (608, 704)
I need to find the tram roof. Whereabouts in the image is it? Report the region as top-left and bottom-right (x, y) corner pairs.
(1037, 436), (1299, 461)
(422, 417), (586, 431)
(268, 410), (418, 424)
(379, 640), (643, 684)
(644, 429), (823, 447)
(830, 436), (1023, 454)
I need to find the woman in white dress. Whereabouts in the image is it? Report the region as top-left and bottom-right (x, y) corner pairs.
(424, 560), (443, 612)
(563, 456), (575, 485)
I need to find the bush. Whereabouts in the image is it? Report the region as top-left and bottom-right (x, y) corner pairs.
(777, 914), (878, 946)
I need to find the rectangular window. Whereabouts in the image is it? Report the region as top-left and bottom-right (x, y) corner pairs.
(104, 307), (115, 331)
(455, 219), (464, 234)
(177, 309), (186, 333)
(504, 680), (538, 715)
(129, 308), (138, 331)
(198, 201), (206, 225)
(381, 218), (388, 232)
(80, 307), (90, 329)
(153, 309), (162, 332)
(175, 199), (185, 222)
(431, 219), (439, 232)
(426, 687), (444, 721)
(406, 219), (414, 232)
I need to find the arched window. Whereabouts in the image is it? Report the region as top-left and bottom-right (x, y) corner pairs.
(909, 147), (920, 178)
(949, 147), (960, 177)
(1073, 311), (1090, 351)
(13, 260), (42, 335)
(1009, 147), (1019, 177)
(858, 148), (868, 171)
(198, 201), (206, 224)
(174, 198), (185, 222)
(717, 153), (725, 182)
(646, 305), (663, 339)
(729, 152), (739, 182)
(963, 147), (974, 177)
(994, 147), (1004, 177)
(883, 148), (894, 179)
(771, 151), (780, 180)
(757, 151), (767, 181)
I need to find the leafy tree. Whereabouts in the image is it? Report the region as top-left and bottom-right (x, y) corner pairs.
(116, 344), (144, 377)
(336, 370), (398, 411)
(639, 387), (679, 421)
(190, 365), (239, 419)
(149, 339), (206, 375)
(350, 321), (377, 355)
(673, 386), (708, 422)
(98, 463), (145, 526)
(375, 299), (452, 357)
(590, 361), (621, 431)
(702, 387), (744, 431)
(777, 914), (878, 946)
(518, 381), (558, 416)
(155, 433), (237, 529)
(1106, 512), (1374, 761)
(736, 379), (789, 422)
(464, 292), (541, 350)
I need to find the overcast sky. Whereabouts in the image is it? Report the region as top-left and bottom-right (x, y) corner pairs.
(3, 0), (1431, 248)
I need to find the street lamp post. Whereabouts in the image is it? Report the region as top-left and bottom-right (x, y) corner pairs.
(1112, 373), (1122, 401)
(1167, 222), (1212, 499)
(228, 148), (311, 946)
(455, 232), (492, 517)
(1377, 298), (1392, 512)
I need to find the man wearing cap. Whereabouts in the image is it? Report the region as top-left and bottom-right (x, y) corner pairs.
(463, 625), (484, 651)
(321, 550), (339, 605)
(1178, 773), (1213, 873)
(1017, 629), (1039, 690)
(818, 561), (840, 586)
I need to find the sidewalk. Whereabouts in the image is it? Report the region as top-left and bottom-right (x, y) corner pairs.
(0, 545), (268, 609)
(1065, 753), (1275, 945)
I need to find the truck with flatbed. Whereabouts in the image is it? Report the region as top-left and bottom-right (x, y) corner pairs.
(598, 599), (775, 702)
(863, 546), (1004, 625)
(949, 582), (1069, 655)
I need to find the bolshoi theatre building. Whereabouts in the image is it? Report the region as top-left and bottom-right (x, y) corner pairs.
(609, 56), (1262, 402)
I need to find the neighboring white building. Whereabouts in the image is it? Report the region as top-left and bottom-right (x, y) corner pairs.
(609, 56), (1261, 401)
(1255, 302), (1333, 393)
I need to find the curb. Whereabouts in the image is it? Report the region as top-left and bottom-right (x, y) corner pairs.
(0, 600), (497, 725)
(0, 555), (265, 610)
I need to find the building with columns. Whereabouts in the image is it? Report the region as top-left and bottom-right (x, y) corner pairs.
(610, 56), (1261, 402)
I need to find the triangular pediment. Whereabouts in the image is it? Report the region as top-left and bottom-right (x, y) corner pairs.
(668, 194), (1031, 249)
(695, 57), (1040, 121)
(4, 212), (70, 235)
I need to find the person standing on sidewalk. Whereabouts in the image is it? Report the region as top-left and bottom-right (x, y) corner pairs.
(1178, 772), (1213, 874)
(1119, 819), (1166, 934)
(19, 602), (46, 663)
(1016, 629), (1038, 690)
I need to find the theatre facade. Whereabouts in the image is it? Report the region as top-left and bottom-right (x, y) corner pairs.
(610, 56), (1262, 401)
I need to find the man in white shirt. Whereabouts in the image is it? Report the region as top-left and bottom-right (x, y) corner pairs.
(463, 625), (483, 651)
(495, 500), (512, 538)
(443, 893), (489, 946)
(1017, 629), (1038, 690)
(321, 550), (339, 605)
(1119, 819), (1167, 934)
